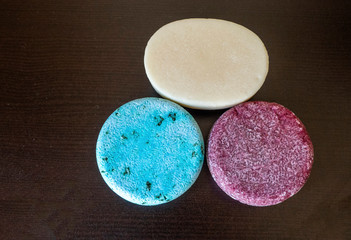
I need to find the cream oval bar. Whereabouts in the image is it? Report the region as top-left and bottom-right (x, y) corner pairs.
(144, 18), (269, 110)
(207, 101), (313, 206)
(96, 97), (204, 206)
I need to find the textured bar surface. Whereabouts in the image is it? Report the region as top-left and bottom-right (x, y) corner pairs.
(96, 97), (204, 205)
(208, 101), (314, 206)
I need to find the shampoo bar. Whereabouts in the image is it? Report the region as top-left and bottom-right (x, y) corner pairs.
(144, 18), (269, 110)
(96, 98), (204, 206)
(207, 101), (313, 206)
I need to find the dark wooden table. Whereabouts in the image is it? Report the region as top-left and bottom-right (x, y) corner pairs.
(1, 1), (350, 239)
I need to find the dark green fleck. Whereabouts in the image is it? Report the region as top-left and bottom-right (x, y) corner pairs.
(146, 181), (152, 191)
(146, 141), (149, 144)
(123, 167), (130, 176)
(155, 194), (162, 199)
(111, 168), (115, 172)
(168, 112), (176, 121)
(121, 134), (128, 140)
(105, 131), (109, 135)
(102, 157), (108, 161)
(192, 151), (197, 157)
(172, 184), (176, 188)
(115, 112), (119, 116)
(142, 202), (146, 205)
(155, 116), (164, 126)
(101, 170), (106, 173)
(193, 142), (198, 146)
(132, 130), (139, 137)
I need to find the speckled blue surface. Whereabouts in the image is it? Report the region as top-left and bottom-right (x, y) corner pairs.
(96, 97), (204, 206)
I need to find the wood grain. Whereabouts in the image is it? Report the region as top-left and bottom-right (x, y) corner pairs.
(1, 0), (350, 239)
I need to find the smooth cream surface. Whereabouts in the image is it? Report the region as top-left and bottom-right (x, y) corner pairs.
(144, 18), (269, 110)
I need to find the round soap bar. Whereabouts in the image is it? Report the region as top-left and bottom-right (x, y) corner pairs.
(96, 97), (204, 206)
(144, 18), (269, 110)
(207, 101), (313, 206)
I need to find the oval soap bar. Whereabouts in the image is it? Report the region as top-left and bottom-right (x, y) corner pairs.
(207, 101), (313, 206)
(96, 97), (204, 206)
(144, 18), (269, 110)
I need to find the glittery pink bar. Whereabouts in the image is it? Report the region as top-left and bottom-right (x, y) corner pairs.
(207, 101), (314, 206)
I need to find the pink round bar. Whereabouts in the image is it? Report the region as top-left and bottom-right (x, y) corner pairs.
(208, 101), (314, 206)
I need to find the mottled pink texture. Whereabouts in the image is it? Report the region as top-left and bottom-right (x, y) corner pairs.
(208, 101), (314, 206)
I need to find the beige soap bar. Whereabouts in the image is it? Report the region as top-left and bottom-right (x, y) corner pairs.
(144, 18), (269, 110)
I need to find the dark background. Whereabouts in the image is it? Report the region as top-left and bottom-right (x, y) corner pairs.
(1, 0), (350, 239)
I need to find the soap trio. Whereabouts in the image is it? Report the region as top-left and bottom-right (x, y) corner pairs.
(96, 18), (313, 206)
